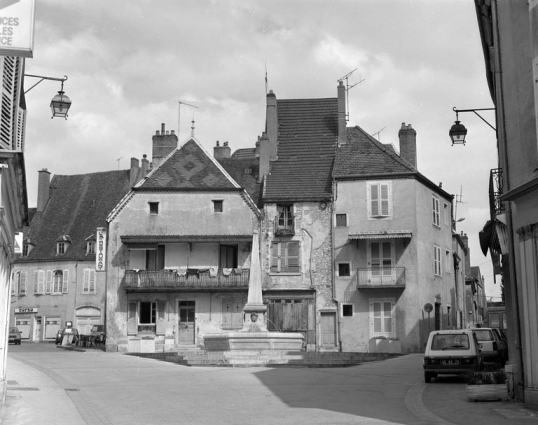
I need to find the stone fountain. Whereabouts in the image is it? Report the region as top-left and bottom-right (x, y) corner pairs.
(203, 230), (304, 351)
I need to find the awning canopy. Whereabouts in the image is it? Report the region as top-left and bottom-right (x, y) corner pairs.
(121, 235), (253, 246)
(349, 230), (412, 240)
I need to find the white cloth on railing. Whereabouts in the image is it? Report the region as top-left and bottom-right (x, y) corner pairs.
(222, 268), (232, 276)
(209, 267), (218, 277)
(177, 269), (187, 276)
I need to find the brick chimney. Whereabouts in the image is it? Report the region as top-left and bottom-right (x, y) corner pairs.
(37, 168), (51, 212)
(461, 232), (471, 271)
(398, 123), (417, 169)
(338, 81), (346, 145)
(265, 90), (278, 161)
(130, 157), (140, 186)
(141, 154), (150, 178)
(152, 123), (178, 168)
(213, 141), (231, 159)
(258, 132), (270, 182)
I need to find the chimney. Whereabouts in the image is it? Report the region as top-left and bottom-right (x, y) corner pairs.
(130, 157), (140, 186)
(141, 154), (150, 179)
(266, 90), (278, 160)
(255, 135), (261, 157)
(213, 140), (231, 160)
(152, 123), (178, 168)
(338, 81), (347, 145)
(37, 168), (51, 212)
(398, 123), (417, 169)
(258, 132), (270, 183)
(461, 232), (471, 271)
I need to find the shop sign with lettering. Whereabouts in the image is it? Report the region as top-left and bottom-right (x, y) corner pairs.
(15, 307), (37, 314)
(0, 0), (36, 58)
(96, 227), (106, 272)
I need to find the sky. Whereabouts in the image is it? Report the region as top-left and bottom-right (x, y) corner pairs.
(23, 0), (501, 300)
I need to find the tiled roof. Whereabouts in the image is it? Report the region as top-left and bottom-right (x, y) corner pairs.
(333, 126), (415, 177)
(264, 98), (338, 201)
(18, 170), (131, 262)
(139, 139), (239, 190)
(218, 157), (262, 207)
(231, 148), (257, 160)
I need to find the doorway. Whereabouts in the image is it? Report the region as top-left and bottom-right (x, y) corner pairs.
(178, 300), (195, 345)
(320, 312), (337, 348)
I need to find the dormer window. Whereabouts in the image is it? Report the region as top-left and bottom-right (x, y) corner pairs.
(55, 234), (71, 255)
(57, 242), (66, 255)
(87, 240), (95, 255)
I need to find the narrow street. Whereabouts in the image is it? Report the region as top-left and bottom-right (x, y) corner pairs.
(2, 344), (537, 425)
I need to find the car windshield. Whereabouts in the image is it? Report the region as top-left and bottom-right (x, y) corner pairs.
(474, 330), (494, 341)
(9, 328), (18, 333)
(431, 333), (470, 350)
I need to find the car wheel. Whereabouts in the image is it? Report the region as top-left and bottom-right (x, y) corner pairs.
(424, 372), (432, 383)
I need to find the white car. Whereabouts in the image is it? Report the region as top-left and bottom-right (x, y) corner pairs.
(423, 329), (483, 383)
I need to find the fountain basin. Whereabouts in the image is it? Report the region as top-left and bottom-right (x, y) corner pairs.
(204, 331), (304, 351)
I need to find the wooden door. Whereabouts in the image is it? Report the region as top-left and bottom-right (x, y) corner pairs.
(178, 301), (195, 345)
(320, 312), (336, 347)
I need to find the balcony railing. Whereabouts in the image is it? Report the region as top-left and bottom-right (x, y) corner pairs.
(123, 268), (250, 290)
(356, 267), (406, 289)
(489, 168), (505, 216)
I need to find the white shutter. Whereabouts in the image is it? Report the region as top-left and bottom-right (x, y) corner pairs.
(34, 270), (38, 293)
(89, 270), (96, 293)
(62, 269), (69, 293)
(46, 270), (52, 294)
(380, 184), (389, 216)
(20, 272), (27, 294)
(38, 270), (45, 294)
(371, 184), (379, 216)
(83, 269), (89, 293)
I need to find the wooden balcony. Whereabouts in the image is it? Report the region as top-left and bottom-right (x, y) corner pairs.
(356, 267), (406, 289)
(123, 268), (250, 292)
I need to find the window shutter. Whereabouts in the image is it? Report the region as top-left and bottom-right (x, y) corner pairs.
(83, 269), (89, 293)
(46, 270), (52, 294)
(127, 302), (138, 335)
(34, 270), (38, 293)
(156, 301), (166, 335)
(20, 272), (27, 294)
(380, 184), (389, 216)
(286, 242), (300, 273)
(271, 242), (280, 272)
(11, 273), (14, 295)
(371, 184), (379, 216)
(38, 271), (45, 294)
(62, 270), (69, 293)
(89, 270), (96, 293)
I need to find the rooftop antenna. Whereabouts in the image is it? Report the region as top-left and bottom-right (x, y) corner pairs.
(337, 68), (365, 122)
(455, 186), (467, 222)
(373, 126), (386, 141)
(178, 101), (198, 140)
(116, 157), (122, 170)
(265, 60), (268, 95)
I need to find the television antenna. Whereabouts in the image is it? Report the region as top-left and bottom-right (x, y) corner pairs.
(116, 157), (122, 170)
(455, 186), (467, 222)
(337, 68), (365, 122)
(178, 101), (198, 140)
(373, 126), (386, 141)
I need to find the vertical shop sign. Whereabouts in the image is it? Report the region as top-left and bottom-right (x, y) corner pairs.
(96, 227), (106, 272)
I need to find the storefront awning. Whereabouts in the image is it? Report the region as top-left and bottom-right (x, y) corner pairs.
(121, 235), (253, 245)
(348, 230), (412, 240)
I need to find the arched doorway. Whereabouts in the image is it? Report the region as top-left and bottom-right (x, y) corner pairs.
(76, 306), (102, 335)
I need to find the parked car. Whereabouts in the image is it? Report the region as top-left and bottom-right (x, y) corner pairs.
(423, 329), (483, 383)
(8, 327), (21, 345)
(471, 327), (506, 365)
(90, 325), (106, 344)
(55, 328), (79, 345)
(491, 327), (508, 363)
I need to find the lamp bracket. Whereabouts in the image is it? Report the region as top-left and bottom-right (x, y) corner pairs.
(453, 107), (496, 132)
(24, 74), (68, 94)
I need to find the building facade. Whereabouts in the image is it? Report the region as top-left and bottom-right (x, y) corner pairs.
(332, 124), (455, 353)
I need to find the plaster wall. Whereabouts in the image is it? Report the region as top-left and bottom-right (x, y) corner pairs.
(334, 178), (453, 353)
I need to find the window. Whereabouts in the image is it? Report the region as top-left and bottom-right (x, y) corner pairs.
(432, 195), (440, 227)
(271, 241), (300, 273)
(368, 181), (392, 218)
(22, 244), (28, 256)
(13, 271), (27, 295)
(213, 200), (223, 213)
(369, 241), (393, 274)
(434, 245), (442, 276)
(342, 304), (353, 317)
(149, 202), (159, 215)
(83, 269), (96, 294)
(139, 301), (157, 324)
(335, 214), (347, 227)
(34, 270), (45, 294)
(57, 242), (66, 255)
(48, 270), (69, 294)
(146, 245), (165, 270)
(87, 241), (95, 255)
(370, 299), (395, 337)
(338, 263), (351, 277)
(277, 204), (293, 227)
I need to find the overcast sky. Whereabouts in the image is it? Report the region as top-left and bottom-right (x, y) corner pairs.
(23, 0), (500, 300)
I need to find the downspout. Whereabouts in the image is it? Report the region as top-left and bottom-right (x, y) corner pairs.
(331, 178), (342, 351)
(491, 0), (524, 396)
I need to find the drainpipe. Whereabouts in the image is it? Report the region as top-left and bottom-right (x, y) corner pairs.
(331, 178), (342, 352)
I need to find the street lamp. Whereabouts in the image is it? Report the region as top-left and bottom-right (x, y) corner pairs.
(24, 74), (72, 119)
(449, 107), (495, 146)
